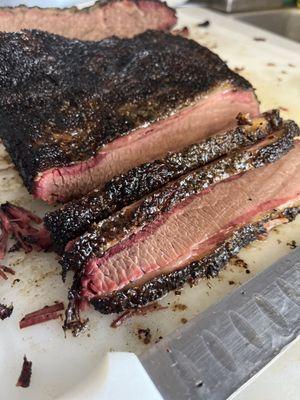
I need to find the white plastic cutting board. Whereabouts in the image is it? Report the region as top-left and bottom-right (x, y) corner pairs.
(0, 6), (300, 400)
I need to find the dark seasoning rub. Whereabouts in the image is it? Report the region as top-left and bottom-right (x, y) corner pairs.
(44, 110), (282, 252)
(61, 118), (299, 275)
(92, 207), (300, 313)
(0, 27), (298, 341)
(0, 29), (251, 192)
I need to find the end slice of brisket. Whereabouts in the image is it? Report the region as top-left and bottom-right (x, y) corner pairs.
(0, 30), (259, 203)
(61, 121), (300, 312)
(93, 206), (300, 313)
(0, 0), (177, 41)
(44, 110), (282, 252)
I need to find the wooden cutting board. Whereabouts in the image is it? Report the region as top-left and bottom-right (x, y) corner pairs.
(1, 7), (300, 399)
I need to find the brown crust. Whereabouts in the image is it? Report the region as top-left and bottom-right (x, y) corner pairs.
(0, 30), (253, 192)
(44, 110), (282, 253)
(90, 207), (300, 313)
(61, 119), (299, 276)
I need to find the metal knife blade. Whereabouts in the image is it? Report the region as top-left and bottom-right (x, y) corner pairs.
(140, 247), (300, 400)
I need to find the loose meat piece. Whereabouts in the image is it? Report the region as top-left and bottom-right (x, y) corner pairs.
(63, 297), (89, 337)
(66, 132), (300, 312)
(0, 30), (259, 203)
(0, 303), (13, 320)
(111, 302), (167, 327)
(19, 303), (64, 329)
(0, 0), (177, 41)
(0, 265), (15, 280)
(0, 210), (10, 259)
(0, 203), (51, 259)
(62, 119), (299, 275)
(44, 110), (281, 252)
(16, 356), (32, 388)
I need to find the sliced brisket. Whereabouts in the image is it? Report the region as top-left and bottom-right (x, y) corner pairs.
(80, 136), (300, 311)
(44, 111), (281, 252)
(0, 30), (258, 203)
(0, 0), (176, 40)
(61, 121), (300, 309)
(93, 207), (300, 313)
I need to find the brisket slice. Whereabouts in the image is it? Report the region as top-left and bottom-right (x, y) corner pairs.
(92, 206), (300, 313)
(67, 135), (300, 312)
(61, 119), (299, 278)
(0, 30), (258, 203)
(0, 0), (176, 41)
(44, 110), (281, 252)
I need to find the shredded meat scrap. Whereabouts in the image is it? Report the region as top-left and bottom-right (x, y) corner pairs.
(0, 203), (51, 273)
(19, 302), (64, 329)
(0, 264), (15, 280)
(16, 356), (32, 388)
(111, 303), (167, 328)
(0, 303), (13, 320)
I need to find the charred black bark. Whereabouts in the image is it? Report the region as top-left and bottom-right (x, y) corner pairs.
(45, 110), (282, 252)
(0, 29), (251, 192)
(61, 120), (299, 275)
(91, 207), (300, 313)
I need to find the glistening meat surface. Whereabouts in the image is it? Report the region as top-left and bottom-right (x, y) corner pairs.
(44, 111), (280, 252)
(61, 119), (298, 275)
(0, 0), (177, 40)
(0, 30), (258, 203)
(80, 142), (300, 302)
(92, 206), (300, 313)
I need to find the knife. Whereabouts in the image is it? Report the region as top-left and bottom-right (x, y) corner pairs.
(139, 246), (300, 400)
(60, 247), (300, 400)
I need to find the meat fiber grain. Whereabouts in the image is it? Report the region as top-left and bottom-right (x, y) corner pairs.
(0, 0), (177, 41)
(62, 119), (298, 276)
(45, 111), (280, 252)
(0, 30), (259, 203)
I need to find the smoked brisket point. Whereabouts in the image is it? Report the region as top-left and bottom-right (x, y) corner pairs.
(44, 110), (282, 253)
(0, 30), (259, 203)
(60, 119), (299, 279)
(90, 207), (300, 313)
(0, 0), (177, 41)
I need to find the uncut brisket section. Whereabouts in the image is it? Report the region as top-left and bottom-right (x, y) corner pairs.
(44, 110), (281, 252)
(0, 0), (177, 41)
(61, 120), (299, 280)
(0, 30), (258, 203)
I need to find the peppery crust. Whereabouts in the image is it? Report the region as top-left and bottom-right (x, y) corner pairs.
(90, 207), (300, 313)
(44, 110), (282, 252)
(0, 29), (252, 192)
(60, 119), (299, 276)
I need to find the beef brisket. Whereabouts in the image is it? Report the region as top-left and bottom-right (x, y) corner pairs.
(0, 30), (259, 203)
(0, 0), (176, 40)
(78, 136), (300, 312)
(44, 110), (281, 252)
(61, 121), (300, 307)
(92, 206), (300, 313)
